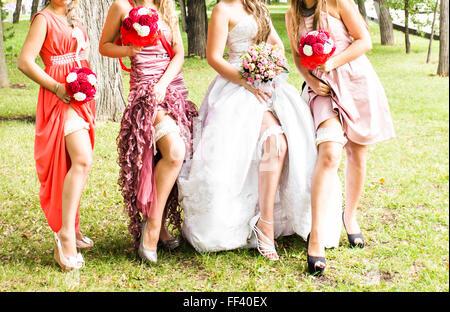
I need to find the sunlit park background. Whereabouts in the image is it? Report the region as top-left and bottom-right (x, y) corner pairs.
(0, 1), (448, 291)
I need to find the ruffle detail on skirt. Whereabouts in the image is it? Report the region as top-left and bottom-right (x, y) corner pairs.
(117, 78), (197, 248)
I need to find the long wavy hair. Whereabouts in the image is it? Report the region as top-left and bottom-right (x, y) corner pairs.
(44, 0), (80, 28)
(242, 0), (271, 44)
(154, 0), (179, 43)
(289, 0), (329, 44)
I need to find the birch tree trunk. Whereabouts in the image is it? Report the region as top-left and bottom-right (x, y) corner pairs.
(437, 0), (449, 76)
(0, 8), (9, 88)
(426, 0), (439, 64)
(80, 0), (126, 121)
(357, 0), (369, 24)
(30, 0), (40, 21)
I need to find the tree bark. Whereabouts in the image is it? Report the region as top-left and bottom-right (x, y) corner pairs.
(30, 0), (40, 21)
(426, 0), (439, 64)
(179, 0), (187, 32)
(374, 0), (395, 45)
(404, 0), (410, 53)
(186, 0), (208, 58)
(357, 0), (369, 24)
(437, 0), (449, 76)
(80, 0), (126, 121)
(0, 7), (9, 88)
(13, 0), (23, 24)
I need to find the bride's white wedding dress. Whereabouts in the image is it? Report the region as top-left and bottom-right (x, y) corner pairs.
(178, 15), (342, 252)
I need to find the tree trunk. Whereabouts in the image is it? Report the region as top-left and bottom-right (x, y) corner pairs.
(13, 0), (23, 24)
(30, 0), (40, 21)
(374, 0), (395, 46)
(437, 0), (449, 76)
(186, 0), (208, 58)
(357, 0), (369, 24)
(80, 0), (126, 121)
(404, 0), (410, 53)
(0, 8), (9, 88)
(179, 0), (187, 32)
(426, 0), (439, 64)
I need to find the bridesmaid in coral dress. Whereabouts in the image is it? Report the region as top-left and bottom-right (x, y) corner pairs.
(18, 0), (96, 271)
(99, 0), (197, 263)
(286, 0), (395, 275)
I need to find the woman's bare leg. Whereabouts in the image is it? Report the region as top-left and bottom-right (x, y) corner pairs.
(60, 107), (92, 258)
(343, 140), (368, 243)
(256, 111), (288, 259)
(309, 117), (344, 267)
(142, 111), (186, 251)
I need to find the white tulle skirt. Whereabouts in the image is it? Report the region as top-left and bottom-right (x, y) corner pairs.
(177, 73), (342, 252)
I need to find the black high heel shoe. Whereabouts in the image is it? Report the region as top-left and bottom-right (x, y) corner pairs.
(306, 233), (326, 276)
(342, 211), (365, 248)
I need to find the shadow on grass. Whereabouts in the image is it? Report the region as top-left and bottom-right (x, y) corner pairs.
(0, 115), (35, 123)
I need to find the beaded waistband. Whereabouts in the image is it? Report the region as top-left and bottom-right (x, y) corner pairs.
(50, 51), (87, 66)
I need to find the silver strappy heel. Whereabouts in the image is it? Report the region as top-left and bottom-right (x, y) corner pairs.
(248, 213), (279, 261)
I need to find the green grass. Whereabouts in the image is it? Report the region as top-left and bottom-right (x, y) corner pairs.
(0, 10), (448, 292)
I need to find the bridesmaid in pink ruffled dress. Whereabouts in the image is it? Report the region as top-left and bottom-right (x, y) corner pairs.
(99, 0), (197, 263)
(286, 0), (395, 275)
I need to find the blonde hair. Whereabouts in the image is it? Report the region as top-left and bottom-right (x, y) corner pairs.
(242, 0), (271, 44)
(154, 0), (179, 44)
(44, 0), (80, 28)
(289, 0), (330, 45)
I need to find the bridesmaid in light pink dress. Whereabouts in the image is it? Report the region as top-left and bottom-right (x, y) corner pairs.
(286, 0), (394, 275)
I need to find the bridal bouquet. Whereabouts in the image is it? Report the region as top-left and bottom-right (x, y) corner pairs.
(240, 42), (288, 85)
(121, 6), (159, 47)
(65, 67), (97, 105)
(298, 30), (336, 70)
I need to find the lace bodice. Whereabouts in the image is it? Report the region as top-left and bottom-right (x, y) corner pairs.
(226, 15), (257, 64)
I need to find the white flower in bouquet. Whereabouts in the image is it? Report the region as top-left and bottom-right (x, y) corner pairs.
(66, 72), (78, 83)
(74, 92), (87, 102)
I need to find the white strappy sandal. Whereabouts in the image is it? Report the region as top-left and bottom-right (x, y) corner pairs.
(248, 213), (279, 261)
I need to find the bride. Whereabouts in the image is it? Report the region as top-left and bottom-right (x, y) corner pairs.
(178, 0), (341, 260)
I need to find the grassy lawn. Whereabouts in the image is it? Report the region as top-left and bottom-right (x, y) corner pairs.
(0, 8), (448, 292)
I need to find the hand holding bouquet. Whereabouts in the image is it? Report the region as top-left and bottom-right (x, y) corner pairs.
(65, 67), (97, 105)
(240, 42), (289, 85)
(121, 6), (159, 47)
(298, 30), (336, 70)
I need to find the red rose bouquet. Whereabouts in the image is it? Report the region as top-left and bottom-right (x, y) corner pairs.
(298, 30), (336, 70)
(65, 67), (97, 105)
(120, 6), (159, 47)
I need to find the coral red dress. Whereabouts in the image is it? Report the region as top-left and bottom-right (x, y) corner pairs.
(31, 10), (95, 233)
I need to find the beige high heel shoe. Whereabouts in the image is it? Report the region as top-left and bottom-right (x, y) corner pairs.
(76, 234), (94, 249)
(53, 233), (84, 271)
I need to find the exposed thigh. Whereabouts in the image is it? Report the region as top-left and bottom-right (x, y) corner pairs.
(259, 111), (281, 136)
(154, 110), (185, 160)
(65, 128), (92, 164)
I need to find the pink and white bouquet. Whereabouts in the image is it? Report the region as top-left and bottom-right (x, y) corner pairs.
(298, 30), (336, 70)
(121, 6), (159, 47)
(65, 67), (97, 105)
(240, 42), (289, 85)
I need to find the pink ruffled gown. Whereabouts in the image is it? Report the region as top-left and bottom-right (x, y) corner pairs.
(117, 20), (197, 247)
(301, 12), (395, 144)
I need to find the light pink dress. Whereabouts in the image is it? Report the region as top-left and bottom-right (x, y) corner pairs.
(301, 12), (395, 145)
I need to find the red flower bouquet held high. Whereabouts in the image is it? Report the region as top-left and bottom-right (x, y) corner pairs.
(65, 67), (97, 105)
(298, 30), (336, 70)
(120, 6), (159, 47)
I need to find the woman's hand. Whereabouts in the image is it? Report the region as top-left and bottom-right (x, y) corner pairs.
(307, 76), (330, 96)
(317, 58), (336, 73)
(243, 82), (272, 104)
(153, 81), (168, 105)
(126, 44), (142, 57)
(55, 84), (71, 104)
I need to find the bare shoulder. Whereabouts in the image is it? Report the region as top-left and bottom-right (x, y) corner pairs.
(211, 1), (231, 19)
(334, 0), (358, 12)
(111, 0), (131, 13)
